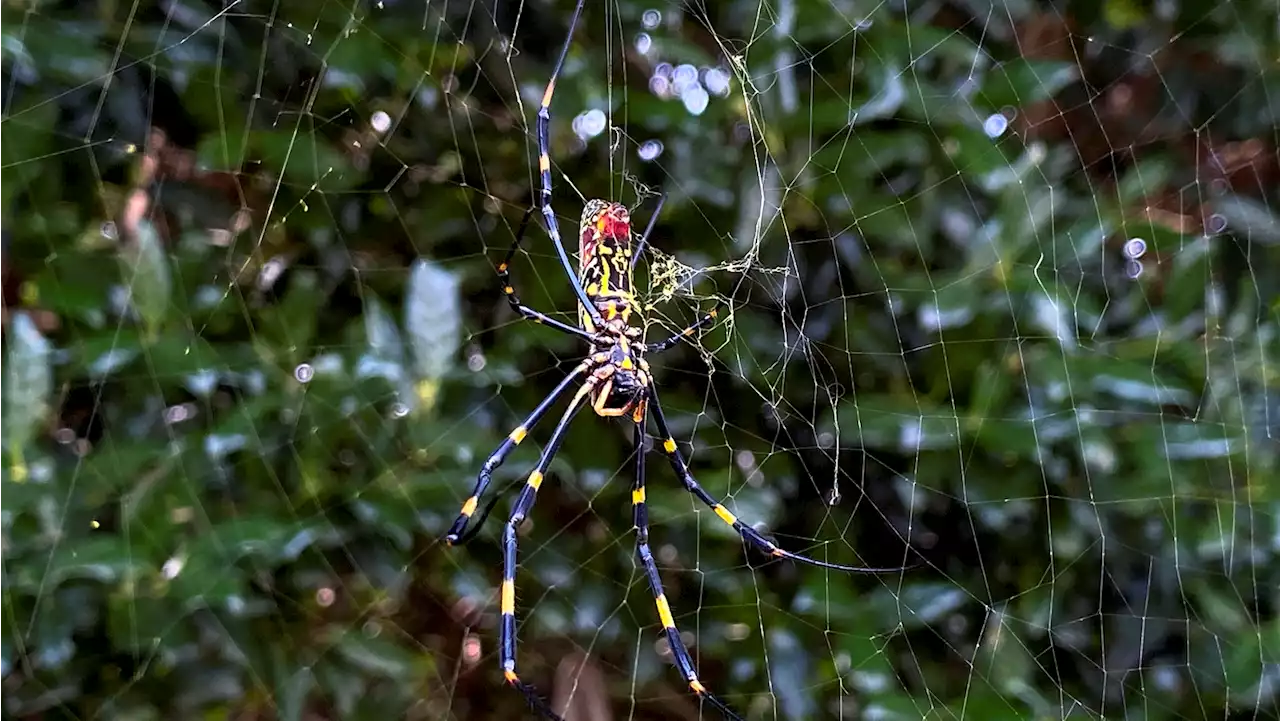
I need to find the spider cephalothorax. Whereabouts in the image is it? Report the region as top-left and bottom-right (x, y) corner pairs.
(441, 2), (913, 719)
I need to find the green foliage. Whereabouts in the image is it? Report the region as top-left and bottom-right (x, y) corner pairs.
(3, 0), (1278, 719)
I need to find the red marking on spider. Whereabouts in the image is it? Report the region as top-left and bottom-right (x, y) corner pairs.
(599, 206), (631, 240)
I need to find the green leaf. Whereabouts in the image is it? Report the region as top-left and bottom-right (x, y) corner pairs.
(29, 251), (115, 326)
(363, 295), (404, 372)
(11, 535), (149, 591)
(2, 20), (113, 85)
(3, 312), (53, 462)
(274, 653), (315, 721)
(328, 627), (420, 681)
(252, 129), (360, 193)
(1213, 193), (1280, 246)
(853, 65), (907, 125)
(766, 628), (816, 720)
(359, 293), (415, 408)
(260, 268), (324, 365)
(118, 219), (173, 337)
(1225, 617), (1279, 709)
(977, 58), (1078, 110)
(1115, 155), (1175, 206)
(835, 395), (961, 452)
(943, 125), (1019, 192)
(0, 97), (57, 223)
(865, 582), (970, 630)
(972, 607), (1035, 697)
(404, 258), (462, 410)
(199, 516), (338, 566)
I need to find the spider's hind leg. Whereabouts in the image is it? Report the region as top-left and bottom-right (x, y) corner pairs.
(444, 362), (590, 545)
(646, 386), (914, 574)
(629, 416), (747, 720)
(497, 381), (593, 720)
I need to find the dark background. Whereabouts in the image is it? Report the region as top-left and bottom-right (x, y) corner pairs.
(3, 0), (1277, 719)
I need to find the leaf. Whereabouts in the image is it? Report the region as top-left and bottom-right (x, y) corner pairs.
(977, 58), (1078, 110)
(865, 582), (970, 630)
(835, 395), (962, 452)
(10, 536), (149, 591)
(29, 252), (115, 326)
(252, 129), (360, 193)
(329, 627), (419, 681)
(944, 125), (1019, 192)
(1154, 421), (1248, 461)
(1213, 193), (1280, 246)
(1027, 282), (1078, 350)
(3, 19), (113, 85)
(852, 65), (907, 125)
(1115, 155), (1175, 206)
(274, 653), (315, 721)
(972, 606), (1034, 696)
(163, 550), (249, 612)
(260, 268), (324, 364)
(351, 493), (419, 551)
(119, 219), (173, 337)
(404, 258), (462, 409)
(916, 272), (981, 331)
(361, 295), (404, 376)
(1224, 617), (1279, 709)
(201, 516), (338, 565)
(767, 628), (816, 720)
(3, 312), (53, 460)
(1, 97), (58, 223)
(358, 294), (415, 408)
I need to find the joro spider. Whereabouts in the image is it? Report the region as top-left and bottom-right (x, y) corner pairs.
(443, 2), (912, 719)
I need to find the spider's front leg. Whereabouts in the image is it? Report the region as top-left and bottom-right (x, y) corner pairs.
(647, 304), (723, 354)
(498, 207), (597, 344)
(444, 360), (592, 545)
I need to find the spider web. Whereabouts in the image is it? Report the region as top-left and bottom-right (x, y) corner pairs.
(2, 1), (1278, 720)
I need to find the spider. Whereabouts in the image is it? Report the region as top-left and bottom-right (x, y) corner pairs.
(443, 2), (912, 718)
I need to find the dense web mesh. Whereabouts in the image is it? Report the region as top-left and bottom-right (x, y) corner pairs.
(3, 1), (1277, 720)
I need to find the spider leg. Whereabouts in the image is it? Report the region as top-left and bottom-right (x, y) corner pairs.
(536, 0), (604, 329)
(630, 420), (746, 721)
(449, 476), (522, 548)
(631, 192), (666, 270)
(647, 387), (913, 574)
(499, 207), (597, 343)
(647, 303), (723, 354)
(445, 361), (591, 545)
(500, 380), (595, 720)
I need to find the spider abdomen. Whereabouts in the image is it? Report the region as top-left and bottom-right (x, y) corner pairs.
(578, 199), (638, 333)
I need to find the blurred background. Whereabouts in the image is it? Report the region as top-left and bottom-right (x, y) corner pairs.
(2, 0), (1278, 719)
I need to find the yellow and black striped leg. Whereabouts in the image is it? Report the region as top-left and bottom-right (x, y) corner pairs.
(499, 207), (597, 343)
(535, 0), (604, 330)
(648, 303), (724, 354)
(631, 421), (745, 720)
(647, 387), (913, 574)
(500, 382), (593, 720)
(445, 362), (590, 545)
